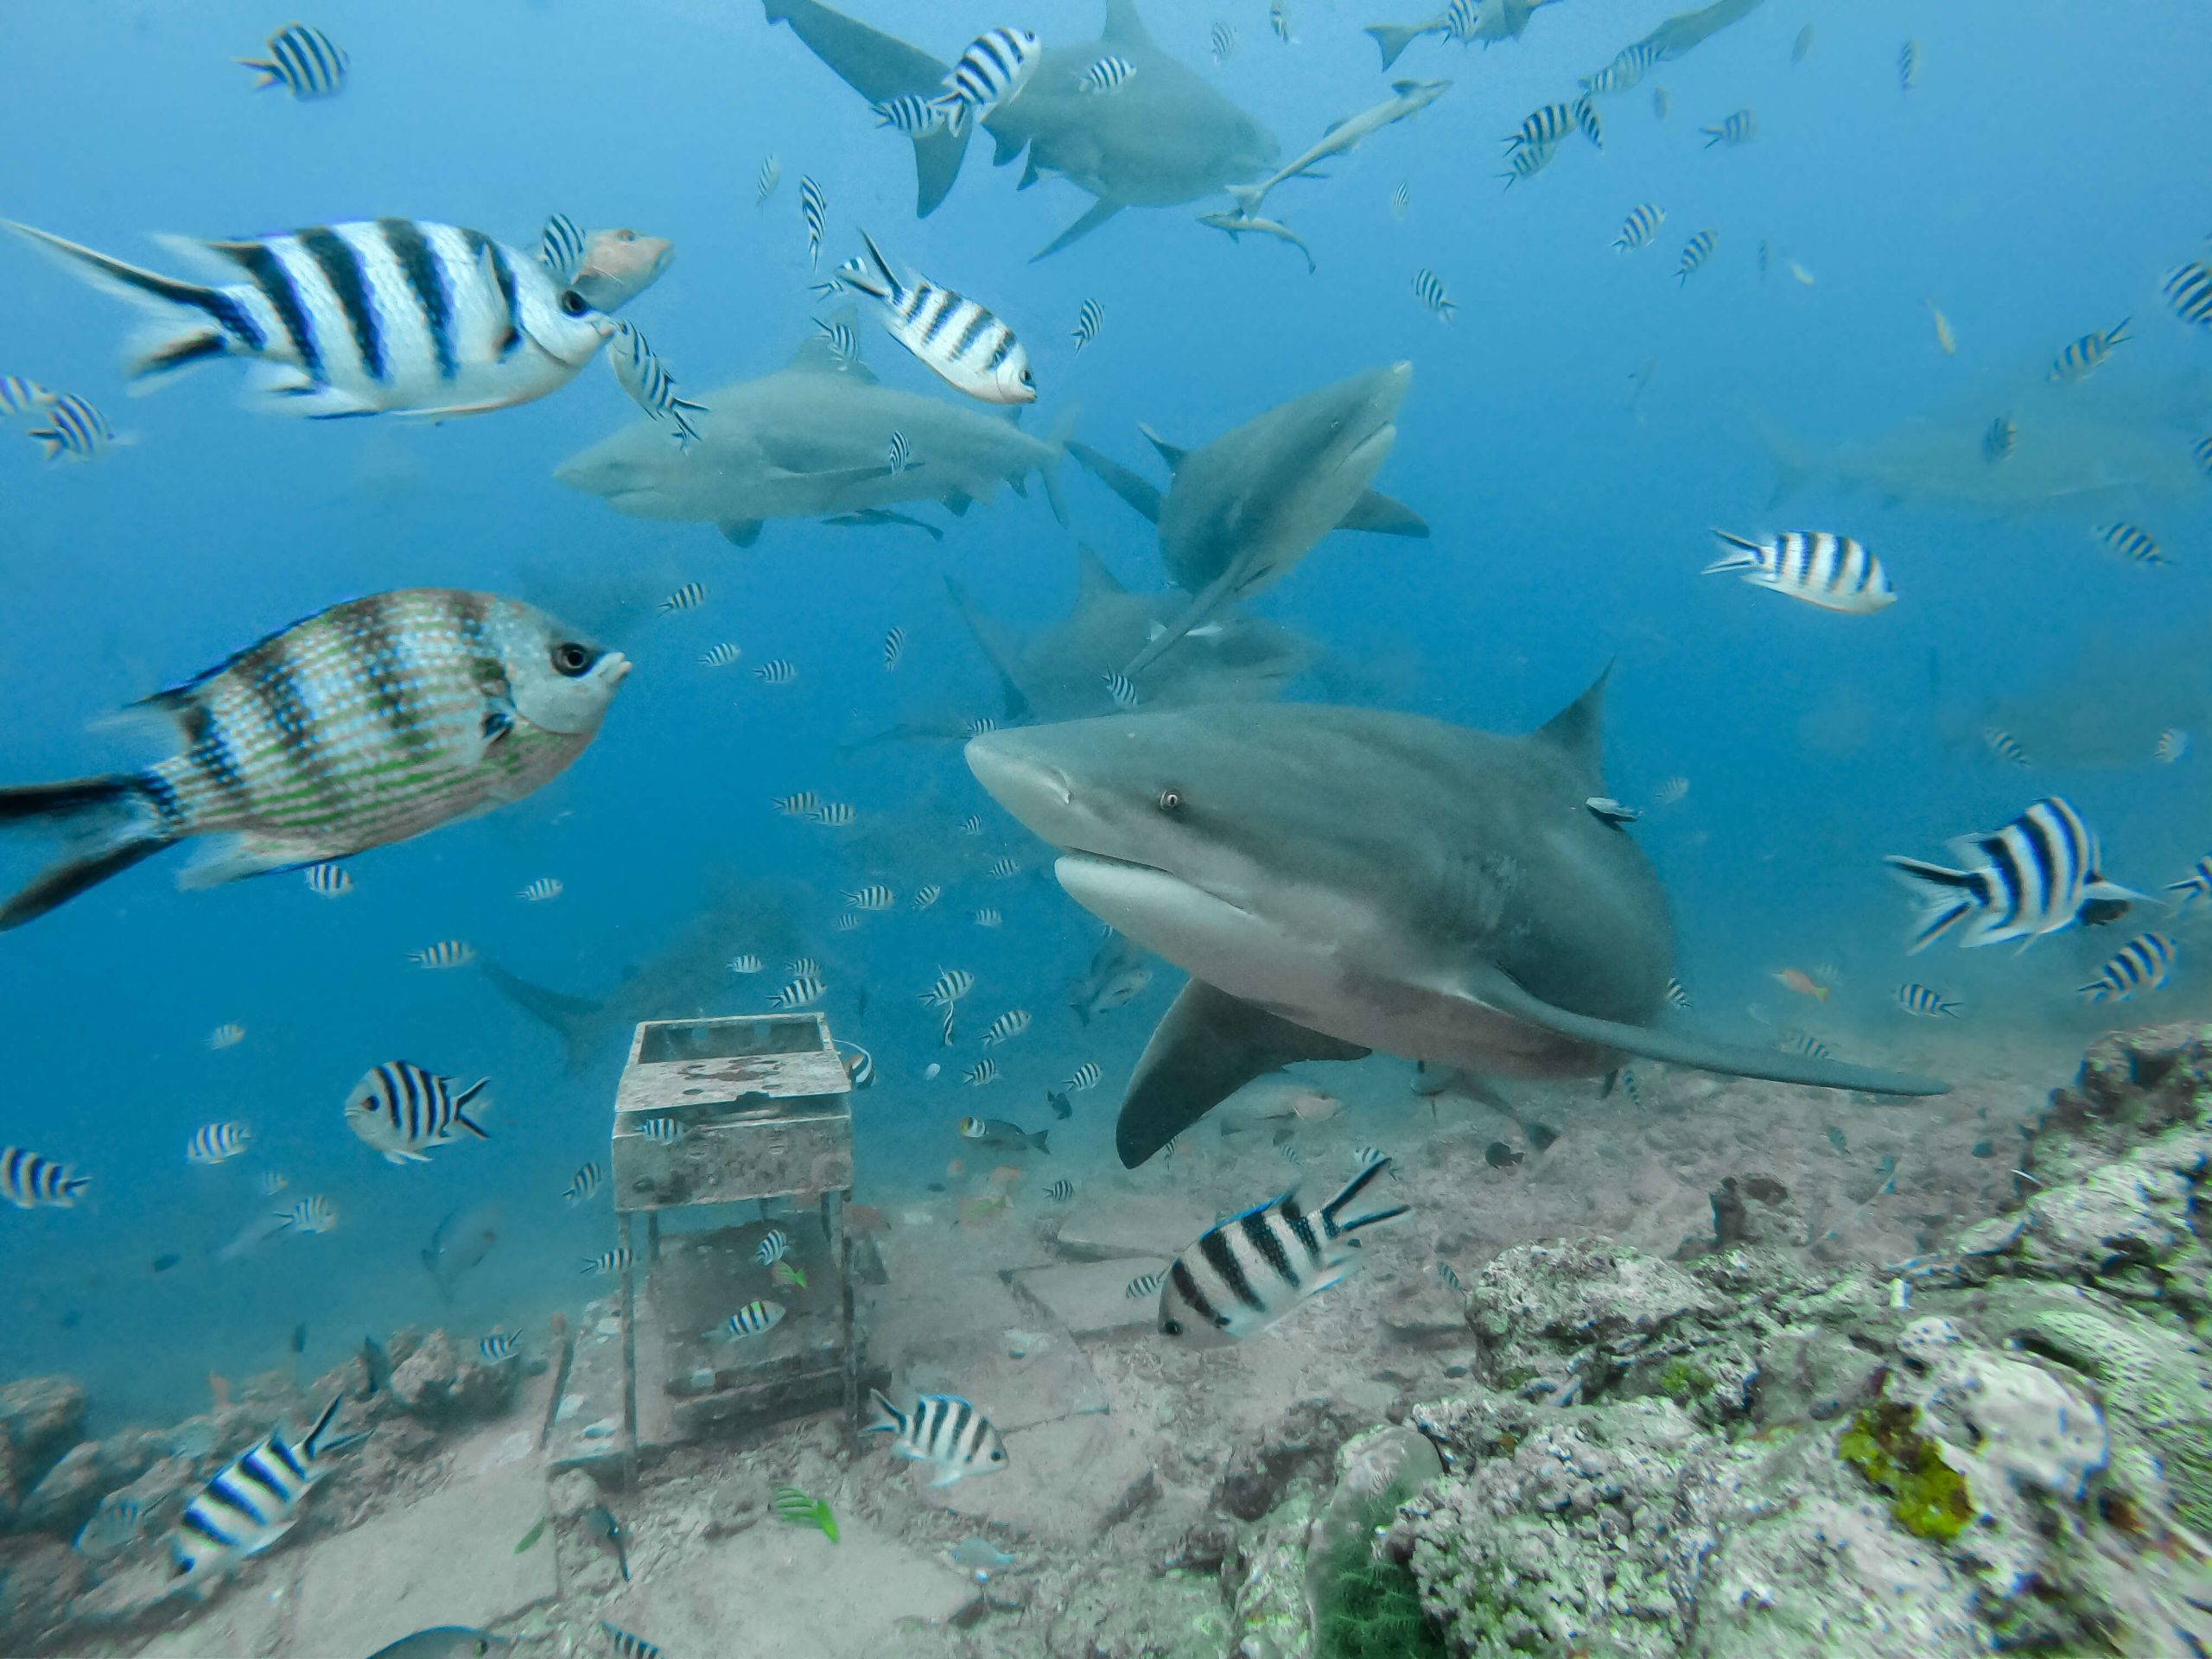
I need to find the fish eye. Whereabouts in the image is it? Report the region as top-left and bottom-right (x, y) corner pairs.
(558, 289), (588, 317)
(989, 1447), (1006, 1461)
(1157, 789), (1182, 813)
(613, 229), (636, 242)
(1161, 1318), (1183, 1336)
(1019, 369), (1033, 385)
(552, 642), (594, 677)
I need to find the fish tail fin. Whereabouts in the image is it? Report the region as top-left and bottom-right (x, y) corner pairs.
(1321, 1157), (1410, 1236)
(846, 227), (897, 302)
(7, 222), (245, 385)
(0, 774), (175, 931)
(1885, 855), (1985, 954)
(1225, 184), (1265, 216)
(862, 1387), (903, 1436)
(2110, 316), (2132, 346)
(480, 961), (604, 1075)
(299, 1392), (353, 1460)
(232, 56), (283, 89)
(1030, 1129), (1051, 1154)
(1363, 22), (1425, 70)
(455, 1081), (492, 1141)
(1039, 401), (1081, 528)
(1701, 529), (1764, 575)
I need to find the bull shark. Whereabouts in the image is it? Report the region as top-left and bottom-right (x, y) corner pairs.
(762, 0), (1279, 259)
(1071, 363), (1427, 678)
(555, 324), (1070, 546)
(964, 671), (1947, 1168)
(1226, 79), (1452, 218)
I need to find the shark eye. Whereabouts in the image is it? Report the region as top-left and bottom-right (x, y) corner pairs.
(558, 289), (588, 317)
(1158, 789), (1182, 814)
(552, 642), (594, 677)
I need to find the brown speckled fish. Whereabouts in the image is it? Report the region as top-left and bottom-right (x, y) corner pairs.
(0, 588), (628, 929)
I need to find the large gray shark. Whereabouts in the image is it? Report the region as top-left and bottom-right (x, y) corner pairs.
(965, 672), (1947, 1167)
(554, 327), (1069, 546)
(1071, 363), (1427, 678)
(762, 0), (1279, 259)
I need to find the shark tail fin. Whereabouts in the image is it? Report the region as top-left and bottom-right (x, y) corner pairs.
(480, 960), (605, 1074)
(1743, 409), (1813, 510)
(1884, 856), (1986, 954)
(1363, 22), (1427, 70)
(1039, 402), (1081, 528)
(1224, 185), (1265, 217)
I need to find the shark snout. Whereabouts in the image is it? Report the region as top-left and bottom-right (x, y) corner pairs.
(965, 731), (1074, 831)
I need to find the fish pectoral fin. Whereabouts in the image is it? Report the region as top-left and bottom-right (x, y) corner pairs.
(175, 835), (325, 891)
(1338, 489), (1430, 537)
(241, 365), (378, 420)
(480, 702), (517, 748)
(1447, 962), (1950, 1097)
(1066, 441), (1165, 525)
(1117, 978), (1370, 1168)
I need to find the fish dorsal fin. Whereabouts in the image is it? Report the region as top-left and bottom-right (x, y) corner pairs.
(1102, 0), (1156, 48)
(1073, 543), (1128, 602)
(1137, 423), (1187, 472)
(1529, 664), (1611, 791)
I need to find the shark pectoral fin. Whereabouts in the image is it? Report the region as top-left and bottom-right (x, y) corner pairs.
(1455, 963), (1950, 1098)
(1338, 489), (1430, 537)
(1118, 978), (1370, 1167)
(719, 519), (764, 547)
(943, 489), (975, 516)
(1033, 200), (1125, 262)
(1122, 577), (1236, 678)
(1068, 440), (1165, 525)
(1137, 425), (1189, 473)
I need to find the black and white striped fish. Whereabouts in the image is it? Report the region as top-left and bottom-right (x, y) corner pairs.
(410, 939), (475, 969)
(817, 318), (861, 367)
(1505, 104), (1575, 152)
(1983, 727), (2031, 766)
(1895, 982), (1959, 1019)
(755, 1229), (791, 1266)
(208, 1021), (246, 1050)
(755, 658), (798, 684)
(755, 154), (781, 208)
(912, 885), (940, 909)
(1065, 1061), (1102, 1091)
(1126, 1269), (1165, 1300)
(881, 625), (907, 671)
(1983, 416), (2016, 464)
(1391, 182), (1410, 217)
(839, 230), (1034, 404)
(962, 1059), (998, 1087)
(799, 176), (828, 270)
(2167, 264), (2212, 330)
(924, 967), (976, 1007)
(958, 815), (984, 836)
(2167, 856), (2212, 912)
(887, 431), (911, 474)
(1072, 297), (1104, 351)
(865, 1390), (1007, 1486)
(235, 23), (348, 100)
(981, 1008), (1030, 1046)
(1898, 39), (1918, 92)
(1411, 268), (1455, 321)
(1572, 95), (1603, 147)
(3, 1147), (88, 1209)
(2096, 523), (2166, 567)
(564, 1160), (604, 1205)
(1886, 796), (2137, 953)
(966, 716), (1001, 737)
(1581, 41), (1662, 94)
(1700, 109), (1757, 147)
(2158, 729), (2189, 764)
(935, 27), (1041, 137)
(1103, 671), (1140, 709)
(838, 1040), (875, 1090)
(658, 581), (706, 613)
(276, 1194), (336, 1234)
(539, 213), (588, 285)
(25, 391), (121, 461)
(601, 1624), (662, 1659)
(1614, 204), (1664, 251)
(1045, 1178), (1074, 1202)
(170, 1394), (359, 1578)
(9, 219), (616, 419)
(1499, 142), (1555, 188)
(1077, 55), (1137, 93)
(1663, 977), (1691, 1011)
(874, 92), (947, 136)
(721, 1300), (785, 1338)
(2082, 932), (2175, 1004)
(973, 906), (1003, 928)
(832, 913), (862, 932)
(188, 1122), (252, 1166)
(0, 374), (52, 415)
(770, 974), (825, 1009)
(696, 644), (744, 671)
(772, 791), (819, 817)
(940, 1006), (958, 1046)
(1211, 22), (1237, 63)
(1158, 1159), (1408, 1347)
(635, 1116), (683, 1145)
(609, 321), (705, 447)
(582, 1247), (632, 1276)
(812, 802), (855, 826)
(846, 883), (897, 911)
(728, 953), (765, 975)
(2050, 319), (2129, 383)
(1678, 229), (1717, 283)
(480, 1331), (521, 1363)
(344, 1061), (489, 1166)
(303, 861), (352, 896)
(1777, 1032), (1832, 1060)
(1704, 530), (1895, 613)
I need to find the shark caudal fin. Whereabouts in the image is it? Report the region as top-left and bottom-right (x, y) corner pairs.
(761, 1), (972, 216)
(1363, 22), (1433, 72)
(479, 960), (606, 1075)
(8, 221), (249, 385)
(1743, 409), (1815, 510)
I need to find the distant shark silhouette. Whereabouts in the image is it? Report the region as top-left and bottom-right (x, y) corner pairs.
(762, 0), (1280, 259)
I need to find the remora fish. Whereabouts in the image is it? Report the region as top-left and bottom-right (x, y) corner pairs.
(0, 590), (628, 931)
(1197, 209), (1316, 274)
(556, 315), (1073, 549)
(765, 0), (1280, 260)
(9, 219), (617, 419)
(965, 671), (1947, 1168)
(1071, 365), (1426, 678)
(1224, 79), (1452, 218)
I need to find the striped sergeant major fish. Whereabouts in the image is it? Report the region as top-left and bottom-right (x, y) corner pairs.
(1077, 55), (1138, 93)
(1505, 104), (1575, 152)
(1898, 38), (1918, 92)
(1700, 109), (1757, 147)
(518, 877), (563, 902)
(981, 1008), (1031, 1046)
(1046, 1178), (1075, 1202)
(1614, 204), (1664, 251)
(235, 23), (348, 99)
(280, 1195), (337, 1234)
(973, 906), (1003, 927)
(934, 28), (1042, 137)
(1581, 41), (1662, 94)
(812, 802), (855, 826)
(840, 231), (1034, 405)
(7, 219), (617, 420)
(1065, 1060), (1103, 1091)
(717, 1299), (785, 1338)
(924, 967), (976, 1007)
(607, 321), (705, 448)
(1072, 297), (1104, 351)
(408, 939), (476, 969)
(1704, 530), (1895, 614)
(755, 154), (780, 208)
(3, 1146), (90, 1209)
(887, 431), (911, 474)
(170, 1393), (362, 1579)
(303, 861), (352, 896)
(1982, 727), (2031, 766)
(1885, 796), (2138, 954)
(187, 1122), (252, 1166)
(344, 1062), (489, 1166)
(26, 391), (124, 461)
(1411, 268), (1455, 321)
(874, 92), (947, 136)
(0, 373), (54, 414)
(0, 589), (627, 931)
(1572, 95), (1603, 147)
(601, 1624), (662, 1659)
(564, 1160), (604, 1205)
(636, 1116), (683, 1143)
(2169, 857), (2212, 912)
(770, 974), (826, 1009)
(799, 176), (827, 269)
(1500, 141), (1556, 188)
(2095, 522), (2167, 566)
(964, 1059), (1001, 1086)
(1662, 977), (1690, 1011)
(1678, 230), (1717, 283)
(1103, 671), (1140, 710)
(539, 213), (587, 285)
(755, 658), (798, 685)
(755, 1229), (791, 1266)
(2081, 932), (2175, 1003)
(1895, 982), (1960, 1019)
(1983, 416), (2016, 464)
(1158, 1158), (1408, 1347)
(658, 581), (706, 613)
(2050, 318), (2129, 383)
(864, 1390), (1008, 1486)
(480, 1331), (521, 1363)
(2167, 263), (2212, 330)
(772, 791), (820, 817)
(582, 1246), (632, 1276)
(883, 625), (907, 669)
(911, 884), (939, 909)
(846, 882), (897, 910)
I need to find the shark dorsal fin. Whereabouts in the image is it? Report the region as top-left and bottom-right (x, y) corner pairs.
(1137, 423), (1188, 472)
(1529, 664), (1611, 790)
(1102, 0), (1156, 48)
(1073, 543), (1128, 603)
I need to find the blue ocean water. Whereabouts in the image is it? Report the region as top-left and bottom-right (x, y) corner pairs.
(0, 0), (2208, 1428)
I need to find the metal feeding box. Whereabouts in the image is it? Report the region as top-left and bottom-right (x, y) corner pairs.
(584, 1014), (862, 1459)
